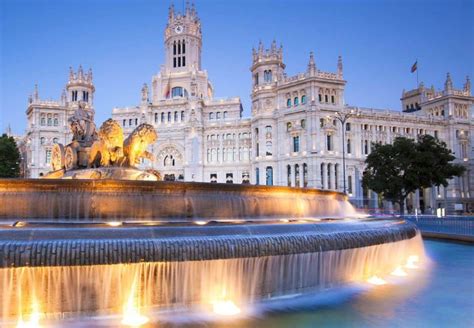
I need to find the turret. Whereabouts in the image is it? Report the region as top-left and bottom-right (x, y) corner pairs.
(141, 83), (149, 104)
(250, 40), (285, 87)
(164, 0), (202, 72)
(66, 65), (95, 105)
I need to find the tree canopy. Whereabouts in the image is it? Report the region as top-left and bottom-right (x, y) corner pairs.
(362, 135), (465, 214)
(0, 134), (21, 178)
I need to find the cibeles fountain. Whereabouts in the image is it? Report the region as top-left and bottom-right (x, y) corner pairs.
(0, 103), (425, 327)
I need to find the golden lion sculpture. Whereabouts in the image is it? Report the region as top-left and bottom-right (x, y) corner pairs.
(88, 119), (124, 167)
(123, 123), (157, 166)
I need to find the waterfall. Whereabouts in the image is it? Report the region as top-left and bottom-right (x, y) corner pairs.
(0, 234), (424, 321)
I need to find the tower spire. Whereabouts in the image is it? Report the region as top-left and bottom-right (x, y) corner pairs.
(307, 51), (316, 76)
(444, 72), (453, 92)
(464, 75), (471, 95)
(337, 55), (343, 78)
(33, 83), (39, 101)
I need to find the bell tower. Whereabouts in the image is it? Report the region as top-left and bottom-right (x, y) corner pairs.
(66, 65), (95, 106)
(164, 2), (202, 72)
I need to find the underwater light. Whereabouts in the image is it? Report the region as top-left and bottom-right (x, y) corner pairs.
(391, 266), (408, 277)
(107, 221), (123, 227)
(406, 255), (419, 269)
(367, 276), (387, 285)
(212, 300), (241, 316)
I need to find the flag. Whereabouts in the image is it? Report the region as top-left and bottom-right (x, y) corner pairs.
(411, 61), (418, 73)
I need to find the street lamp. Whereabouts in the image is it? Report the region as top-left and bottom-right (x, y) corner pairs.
(334, 108), (360, 194)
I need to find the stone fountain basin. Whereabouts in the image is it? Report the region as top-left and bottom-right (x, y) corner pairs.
(0, 218), (417, 268)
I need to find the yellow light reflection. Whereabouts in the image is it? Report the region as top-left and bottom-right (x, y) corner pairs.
(107, 221), (123, 227)
(367, 276), (387, 285)
(406, 255), (419, 269)
(391, 266), (408, 277)
(121, 276), (149, 327)
(16, 300), (41, 328)
(194, 221), (207, 225)
(211, 300), (241, 316)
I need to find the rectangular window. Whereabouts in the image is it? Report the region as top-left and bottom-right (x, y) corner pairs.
(173, 57), (176, 68)
(293, 136), (300, 152)
(348, 175), (353, 194)
(178, 57), (181, 67)
(327, 135), (332, 151)
(346, 122), (351, 131)
(347, 138), (351, 154)
(45, 150), (51, 164)
(182, 56), (186, 67)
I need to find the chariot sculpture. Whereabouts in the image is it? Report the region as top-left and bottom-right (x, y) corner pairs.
(49, 102), (159, 180)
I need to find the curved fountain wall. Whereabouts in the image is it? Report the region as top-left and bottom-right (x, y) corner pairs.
(0, 178), (425, 323)
(0, 179), (356, 220)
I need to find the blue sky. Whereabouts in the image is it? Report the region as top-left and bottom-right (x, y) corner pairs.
(1, 0), (473, 135)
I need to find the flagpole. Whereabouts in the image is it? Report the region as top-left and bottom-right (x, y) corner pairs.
(416, 59), (419, 87)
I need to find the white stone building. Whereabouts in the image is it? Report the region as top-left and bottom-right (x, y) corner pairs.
(23, 3), (473, 214)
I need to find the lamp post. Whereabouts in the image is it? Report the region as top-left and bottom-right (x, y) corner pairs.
(334, 108), (359, 194)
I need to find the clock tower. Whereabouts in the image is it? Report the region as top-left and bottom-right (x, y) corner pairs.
(164, 2), (202, 72)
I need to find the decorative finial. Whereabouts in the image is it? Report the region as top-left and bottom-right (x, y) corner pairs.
(33, 83), (39, 100)
(78, 65), (84, 80)
(337, 55), (343, 78)
(464, 75), (471, 94)
(141, 83), (149, 103)
(271, 39), (277, 52)
(87, 68), (93, 82)
(445, 72), (453, 91)
(168, 3), (175, 20)
(69, 66), (75, 81)
(308, 51), (316, 75)
(258, 40), (263, 54)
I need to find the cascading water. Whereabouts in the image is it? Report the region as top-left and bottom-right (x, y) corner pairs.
(0, 179), (425, 326)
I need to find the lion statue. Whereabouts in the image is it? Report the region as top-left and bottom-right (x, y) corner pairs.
(88, 119), (124, 167)
(122, 123), (157, 167)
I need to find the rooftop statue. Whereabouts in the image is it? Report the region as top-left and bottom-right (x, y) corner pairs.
(47, 104), (159, 180)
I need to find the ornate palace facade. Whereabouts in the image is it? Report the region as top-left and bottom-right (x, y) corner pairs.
(22, 3), (473, 213)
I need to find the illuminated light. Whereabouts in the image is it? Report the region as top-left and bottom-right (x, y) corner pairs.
(17, 300), (41, 328)
(280, 219), (290, 223)
(14, 221), (27, 228)
(107, 221), (122, 227)
(406, 255), (419, 269)
(391, 266), (408, 277)
(194, 221), (207, 225)
(367, 276), (387, 285)
(212, 300), (241, 316)
(121, 278), (149, 327)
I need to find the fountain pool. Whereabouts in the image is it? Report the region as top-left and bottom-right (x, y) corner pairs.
(0, 179), (426, 327)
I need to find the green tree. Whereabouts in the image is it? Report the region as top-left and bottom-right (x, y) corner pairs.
(362, 135), (465, 215)
(0, 133), (21, 178)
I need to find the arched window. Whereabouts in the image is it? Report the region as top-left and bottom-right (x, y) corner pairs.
(347, 138), (351, 154)
(171, 87), (183, 98)
(318, 94), (322, 102)
(40, 137), (45, 145)
(294, 97), (299, 106)
(254, 73), (259, 86)
(154, 113), (158, 123)
(264, 70), (272, 83)
(293, 136), (300, 152)
(47, 116), (52, 126)
(327, 163), (332, 189)
(135, 118), (138, 125)
(301, 95), (306, 104)
(123, 119), (126, 126)
(223, 111), (228, 119)
(53, 117), (59, 126)
(174, 111), (178, 121)
(266, 166), (273, 185)
(41, 116), (46, 126)
(320, 163), (325, 189)
(325, 95), (329, 103)
(209, 112), (214, 120)
(164, 155), (175, 167)
(181, 111), (185, 121)
(161, 112), (165, 123)
(53, 138), (58, 144)
(287, 99), (291, 108)
(129, 119), (132, 126)
(216, 112), (221, 119)
(167, 112), (171, 122)
(301, 119), (306, 128)
(331, 95), (335, 104)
